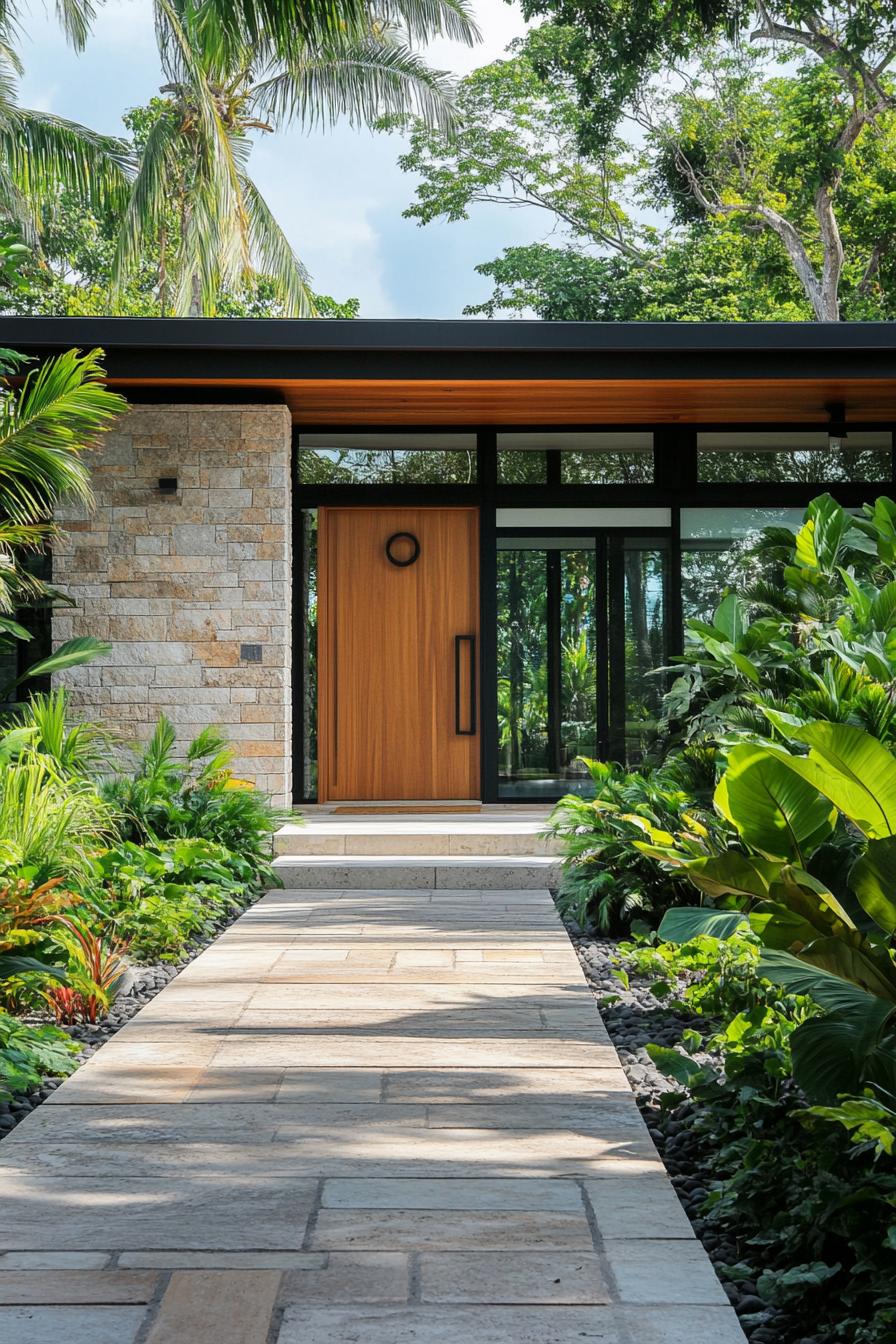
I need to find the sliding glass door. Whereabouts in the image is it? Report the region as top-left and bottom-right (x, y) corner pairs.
(496, 530), (670, 800)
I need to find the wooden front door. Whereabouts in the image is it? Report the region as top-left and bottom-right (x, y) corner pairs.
(318, 507), (480, 801)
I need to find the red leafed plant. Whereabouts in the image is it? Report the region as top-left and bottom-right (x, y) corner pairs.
(43, 917), (129, 1025)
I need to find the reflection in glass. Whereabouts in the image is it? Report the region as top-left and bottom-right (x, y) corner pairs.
(614, 539), (668, 762)
(298, 433), (477, 485)
(497, 544), (597, 799)
(680, 508), (803, 623)
(561, 449), (653, 485)
(697, 431), (891, 484)
(498, 450), (547, 484)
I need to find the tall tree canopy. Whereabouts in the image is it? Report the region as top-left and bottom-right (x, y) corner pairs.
(514, 1), (896, 319)
(393, 20), (896, 320)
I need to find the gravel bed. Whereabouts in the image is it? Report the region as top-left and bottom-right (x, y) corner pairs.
(0, 892), (265, 1137)
(567, 919), (815, 1344)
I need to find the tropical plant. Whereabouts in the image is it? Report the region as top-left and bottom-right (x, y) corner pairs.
(44, 916), (128, 1023)
(0, 346), (124, 697)
(651, 722), (896, 1101)
(94, 836), (258, 960)
(0, 872), (72, 995)
(104, 715), (286, 867)
(0, 31), (130, 252)
(548, 754), (721, 932)
(12, 689), (115, 775)
(661, 494), (896, 750)
(624, 931), (896, 1344)
(0, 753), (115, 884)
(0, 1011), (78, 1102)
(10, 185), (360, 317)
(111, 0), (477, 314)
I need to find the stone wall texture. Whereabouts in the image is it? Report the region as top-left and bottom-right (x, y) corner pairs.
(53, 402), (293, 805)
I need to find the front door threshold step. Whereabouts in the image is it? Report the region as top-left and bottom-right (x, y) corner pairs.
(271, 856), (564, 890)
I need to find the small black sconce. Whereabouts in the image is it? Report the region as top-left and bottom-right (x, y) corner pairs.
(827, 402), (848, 451)
(157, 476), (178, 495)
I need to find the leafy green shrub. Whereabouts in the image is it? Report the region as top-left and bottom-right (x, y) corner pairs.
(104, 716), (287, 880)
(663, 494), (896, 750)
(0, 754), (114, 884)
(547, 755), (722, 932)
(648, 721), (896, 1101)
(93, 837), (260, 962)
(631, 934), (896, 1344)
(0, 1012), (78, 1102)
(13, 689), (115, 776)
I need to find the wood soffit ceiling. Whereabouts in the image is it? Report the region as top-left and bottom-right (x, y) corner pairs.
(109, 377), (896, 425)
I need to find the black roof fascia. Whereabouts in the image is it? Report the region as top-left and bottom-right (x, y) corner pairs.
(0, 317), (894, 382)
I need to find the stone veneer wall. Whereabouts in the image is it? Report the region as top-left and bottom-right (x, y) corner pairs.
(52, 403), (293, 805)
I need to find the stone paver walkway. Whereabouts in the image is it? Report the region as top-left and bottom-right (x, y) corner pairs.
(0, 884), (746, 1343)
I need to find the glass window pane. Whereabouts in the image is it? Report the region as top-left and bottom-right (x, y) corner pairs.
(612, 539), (668, 764)
(679, 507), (803, 624)
(298, 433), (477, 484)
(496, 543), (596, 800)
(498, 450), (547, 484)
(561, 450), (653, 484)
(498, 431), (654, 485)
(697, 431), (891, 483)
(560, 550), (598, 776)
(497, 549), (549, 796)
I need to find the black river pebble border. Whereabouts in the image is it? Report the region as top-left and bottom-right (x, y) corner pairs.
(0, 892), (264, 1137)
(567, 920), (822, 1344)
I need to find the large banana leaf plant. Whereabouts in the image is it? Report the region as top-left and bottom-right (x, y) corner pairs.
(648, 720), (896, 1101)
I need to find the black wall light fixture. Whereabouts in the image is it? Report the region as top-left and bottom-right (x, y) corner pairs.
(827, 402), (848, 451)
(157, 477), (178, 495)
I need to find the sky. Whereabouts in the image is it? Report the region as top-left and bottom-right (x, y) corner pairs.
(18, 0), (541, 316)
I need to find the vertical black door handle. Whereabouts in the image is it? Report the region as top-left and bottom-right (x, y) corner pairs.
(455, 634), (477, 736)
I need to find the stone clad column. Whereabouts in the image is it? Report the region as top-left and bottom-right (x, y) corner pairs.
(52, 402), (293, 806)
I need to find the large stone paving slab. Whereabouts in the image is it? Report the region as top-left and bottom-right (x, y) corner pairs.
(0, 879), (744, 1342)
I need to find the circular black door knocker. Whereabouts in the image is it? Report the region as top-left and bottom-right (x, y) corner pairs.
(385, 531), (421, 567)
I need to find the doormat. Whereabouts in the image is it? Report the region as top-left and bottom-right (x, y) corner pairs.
(332, 806), (482, 814)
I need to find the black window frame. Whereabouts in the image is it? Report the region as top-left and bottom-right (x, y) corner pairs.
(291, 422), (896, 803)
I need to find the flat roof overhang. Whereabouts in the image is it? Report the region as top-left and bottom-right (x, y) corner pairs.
(1, 317), (895, 425)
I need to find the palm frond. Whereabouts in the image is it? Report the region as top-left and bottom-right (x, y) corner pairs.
(53, 0), (96, 50)
(376, 0), (479, 45)
(110, 109), (181, 301)
(0, 107), (132, 224)
(252, 33), (458, 132)
(0, 347), (126, 523)
(238, 173), (314, 315)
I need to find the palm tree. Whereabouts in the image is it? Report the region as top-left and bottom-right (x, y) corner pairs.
(0, 344), (126, 699)
(112, 0), (479, 315)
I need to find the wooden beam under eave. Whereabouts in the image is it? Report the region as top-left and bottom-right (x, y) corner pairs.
(108, 376), (896, 425)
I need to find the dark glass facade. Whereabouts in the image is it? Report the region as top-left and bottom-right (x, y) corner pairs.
(294, 427), (895, 802)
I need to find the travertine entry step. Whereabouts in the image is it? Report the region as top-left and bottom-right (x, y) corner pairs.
(272, 855), (564, 889)
(0, 858), (745, 1341)
(274, 810), (559, 857)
